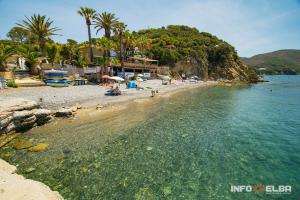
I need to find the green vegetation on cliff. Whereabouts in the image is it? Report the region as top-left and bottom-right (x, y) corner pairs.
(241, 49), (300, 75)
(136, 25), (259, 83)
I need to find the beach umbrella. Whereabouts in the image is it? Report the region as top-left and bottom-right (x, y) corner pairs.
(136, 77), (143, 82)
(163, 76), (170, 81)
(102, 75), (111, 79)
(137, 74), (143, 77)
(109, 76), (124, 82)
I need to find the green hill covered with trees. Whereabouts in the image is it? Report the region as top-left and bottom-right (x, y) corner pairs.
(136, 25), (259, 82)
(241, 49), (300, 75)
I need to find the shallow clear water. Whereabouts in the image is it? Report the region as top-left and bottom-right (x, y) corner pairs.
(1, 75), (300, 199)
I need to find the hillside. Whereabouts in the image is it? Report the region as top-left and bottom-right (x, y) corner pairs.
(241, 49), (300, 75)
(137, 25), (259, 83)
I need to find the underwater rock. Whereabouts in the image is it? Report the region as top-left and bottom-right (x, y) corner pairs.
(13, 139), (33, 150)
(62, 148), (71, 155)
(80, 167), (88, 173)
(1, 152), (12, 160)
(25, 167), (36, 174)
(146, 146), (153, 151)
(55, 108), (73, 117)
(134, 187), (155, 200)
(162, 186), (172, 196)
(28, 143), (49, 152)
(0, 132), (19, 148)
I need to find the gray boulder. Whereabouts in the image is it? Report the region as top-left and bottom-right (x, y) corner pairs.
(13, 110), (34, 120)
(55, 108), (73, 117)
(0, 113), (13, 130)
(36, 116), (53, 126)
(33, 109), (52, 118)
(14, 115), (37, 132)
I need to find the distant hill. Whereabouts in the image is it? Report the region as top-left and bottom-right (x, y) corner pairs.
(241, 49), (300, 75)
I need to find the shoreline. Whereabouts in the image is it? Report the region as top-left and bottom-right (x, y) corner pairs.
(0, 80), (218, 110)
(77, 80), (218, 115)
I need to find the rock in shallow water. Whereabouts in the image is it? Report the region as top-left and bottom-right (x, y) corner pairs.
(13, 139), (33, 150)
(28, 143), (49, 152)
(54, 108), (73, 117)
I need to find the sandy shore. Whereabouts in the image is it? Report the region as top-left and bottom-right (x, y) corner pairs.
(0, 80), (218, 110)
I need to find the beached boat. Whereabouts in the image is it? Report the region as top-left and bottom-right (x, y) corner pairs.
(43, 70), (72, 87)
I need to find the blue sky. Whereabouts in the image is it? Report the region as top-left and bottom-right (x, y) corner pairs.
(0, 0), (299, 57)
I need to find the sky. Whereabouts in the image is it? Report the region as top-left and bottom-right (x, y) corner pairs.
(0, 0), (299, 57)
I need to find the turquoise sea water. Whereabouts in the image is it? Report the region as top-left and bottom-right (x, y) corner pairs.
(1, 75), (300, 199)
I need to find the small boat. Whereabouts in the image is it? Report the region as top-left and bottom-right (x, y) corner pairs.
(43, 70), (72, 87)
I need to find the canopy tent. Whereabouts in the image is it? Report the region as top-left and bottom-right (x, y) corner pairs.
(109, 76), (124, 82)
(163, 76), (170, 81)
(102, 75), (111, 79)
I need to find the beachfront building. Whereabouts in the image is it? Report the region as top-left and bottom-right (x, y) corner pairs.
(82, 47), (169, 81)
(111, 56), (160, 78)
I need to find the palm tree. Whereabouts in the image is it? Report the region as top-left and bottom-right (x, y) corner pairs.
(18, 46), (41, 75)
(0, 42), (15, 71)
(113, 22), (127, 67)
(78, 7), (96, 63)
(72, 49), (87, 68)
(94, 12), (119, 57)
(46, 44), (60, 67)
(17, 14), (60, 56)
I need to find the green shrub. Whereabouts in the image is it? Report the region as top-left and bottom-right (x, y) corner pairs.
(6, 81), (18, 88)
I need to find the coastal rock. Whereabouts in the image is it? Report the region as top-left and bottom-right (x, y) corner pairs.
(0, 159), (63, 200)
(36, 116), (53, 126)
(0, 159), (16, 174)
(55, 108), (73, 117)
(1, 123), (16, 134)
(33, 109), (52, 118)
(0, 113), (13, 130)
(33, 109), (53, 125)
(0, 98), (39, 113)
(14, 115), (37, 132)
(13, 110), (34, 120)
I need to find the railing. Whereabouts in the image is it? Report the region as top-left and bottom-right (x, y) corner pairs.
(122, 62), (159, 69)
